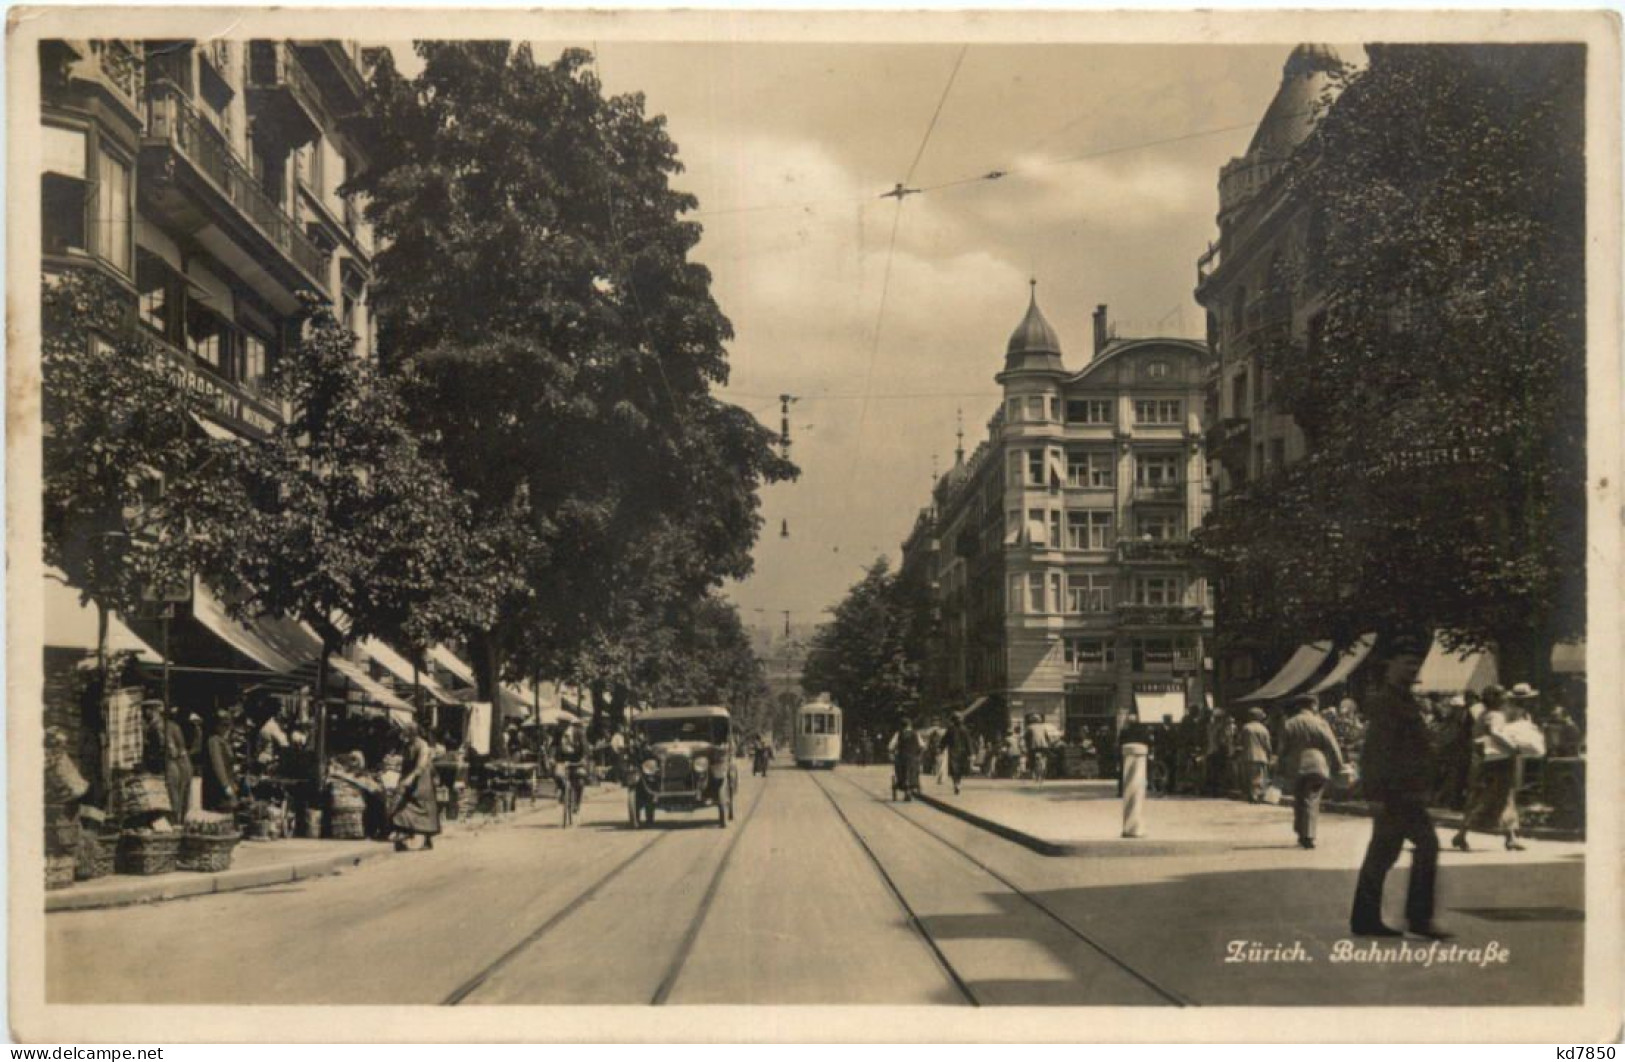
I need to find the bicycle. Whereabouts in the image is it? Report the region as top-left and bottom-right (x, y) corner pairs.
(558, 763), (586, 828)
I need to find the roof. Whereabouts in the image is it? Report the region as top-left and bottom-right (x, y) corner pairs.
(637, 705), (732, 720)
(797, 701), (842, 715)
(1004, 282), (1065, 372)
(1244, 44), (1344, 161)
(1062, 335), (1207, 386)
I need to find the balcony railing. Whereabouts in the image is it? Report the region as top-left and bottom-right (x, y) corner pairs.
(1117, 538), (1192, 563)
(247, 41), (327, 143)
(1118, 604), (1206, 628)
(1132, 483), (1184, 503)
(85, 40), (143, 114)
(145, 81), (330, 290)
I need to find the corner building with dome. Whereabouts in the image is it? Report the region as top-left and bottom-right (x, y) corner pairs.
(899, 285), (1214, 752)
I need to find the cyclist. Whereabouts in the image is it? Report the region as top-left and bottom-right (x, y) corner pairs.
(553, 719), (588, 815)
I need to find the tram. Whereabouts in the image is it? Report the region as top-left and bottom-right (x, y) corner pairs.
(793, 698), (842, 768)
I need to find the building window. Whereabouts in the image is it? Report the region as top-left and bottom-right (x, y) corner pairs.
(1147, 361), (1169, 379)
(241, 329), (273, 394)
(1137, 512), (1181, 540)
(1067, 450), (1113, 488)
(92, 144), (133, 276)
(1007, 573), (1025, 613)
(1007, 398), (1023, 423)
(1231, 372), (1249, 418)
(1135, 575), (1181, 606)
(1064, 638), (1114, 672)
(1025, 395), (1045, 423)
(1136, 453), (1181, 487)
(1048, 571), (1064, 615)
(186, 302), (238, 377)
(136, 252), (183, 341)
(1047, 509), (1062, 549)
(1066, 510), (1114, 551)
(42, 123), (89, 257)
(1133, 638), (1178, 672)
(1066, 398), (1113, 425)
(1134, 399), (1183, 425)
(1026, 449), (1045, 487)
(1066, 573), (1113, 613)
(1027, 572), (1045, 614)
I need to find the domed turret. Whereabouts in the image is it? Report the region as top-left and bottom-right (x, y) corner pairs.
(1003, 280), (1065, 374)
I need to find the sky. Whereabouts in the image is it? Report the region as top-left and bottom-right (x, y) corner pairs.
(395, 39), (1302, 630)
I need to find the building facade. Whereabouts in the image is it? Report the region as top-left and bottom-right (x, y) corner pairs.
(1192, 44), (1345, 704)
(40, 38), (376, 442)
(901, 287), (1213, 742)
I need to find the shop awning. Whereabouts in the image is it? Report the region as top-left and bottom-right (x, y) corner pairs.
(1237, 641), (1333, 703)
(329, 656), (416, 714)
(1306, 633), (1377, 694)
(1416, 634), (1500, 693)
(189, 412), (238, 441)
(1551, 640), (1585, 675)
(43, 570), (160, 662)
(429, 644), (477, 688)
(1134, 689), (1186, 724)
(192, 582), (322, 674)
(956, 695), (990, 720)
(358, 637), (458, 705)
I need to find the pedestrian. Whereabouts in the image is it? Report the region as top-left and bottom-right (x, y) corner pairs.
(940, 712), (972, 795)
(1023, 714), (1051, 784)
(929, 725), (948, 786)
(1240, 708), (1273, 803)
(201, 708), (240, 813)
(1350, 633), (1451, 940)
(391, 721), (442, 852)
(1278, 693), (1348, 849)
(1434, 693), (1475, 810)
(889, 718), (923, 800)
(1116, 711), (1152, 798)
(1452, 684), (1524, 852)
(1543, 704), (1582, 757)
(162, 704), (193, 825)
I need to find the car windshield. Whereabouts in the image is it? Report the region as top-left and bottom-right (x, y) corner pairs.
(635, 717), (730, 746)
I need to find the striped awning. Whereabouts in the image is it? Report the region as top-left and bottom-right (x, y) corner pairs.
(1237, 642), (1332, 703)
(1306, 634), (1377, 694)
(1416, 634), (1500, 693)
(329, 656), (415, 714)
(358, 637), (458, 705)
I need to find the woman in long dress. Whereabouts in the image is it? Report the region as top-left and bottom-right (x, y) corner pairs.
(391, 723), (441, 851)
(1453, 686), (1520, 851)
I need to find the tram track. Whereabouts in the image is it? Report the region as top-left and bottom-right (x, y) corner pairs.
(814, 769), (1191, 1007)
(442, 771), (771, 1006)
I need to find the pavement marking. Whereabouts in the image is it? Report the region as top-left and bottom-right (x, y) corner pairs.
(807, 770), (981, 1007)
(830, 769), (1193, 1007)
(442, 829), (673, 1005)
(649, 771), (774, 1005)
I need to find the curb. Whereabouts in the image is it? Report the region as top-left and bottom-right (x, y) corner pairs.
(1317, 799), (1583, 843)
(914, 792), (1234, 858)
(45, 792), (599, 914)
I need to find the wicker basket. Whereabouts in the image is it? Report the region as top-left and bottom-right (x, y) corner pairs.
(328, 784), (366, 811)
(328, 807), (366, 840)
(116, 831), (182, 876)
(75, 829), (119, 881)
(46, 853), (77, 891)
(45, 813), (82, 857)
(177, 834), (238, 873)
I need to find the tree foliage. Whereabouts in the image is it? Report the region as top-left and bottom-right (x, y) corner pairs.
(800, 558), (925, 739)
(1196, 45), (1585, 674)
(349, 43), (795, 720)
(41, 270), (214, 623)
(183, 303), (503, 660)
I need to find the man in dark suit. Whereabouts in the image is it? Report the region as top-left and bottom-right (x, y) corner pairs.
(1350, 633), (1453, 940)
(1279, 693), (1348, 849)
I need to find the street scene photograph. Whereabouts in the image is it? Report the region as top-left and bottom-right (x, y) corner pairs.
(9, 7), (1618, 1043)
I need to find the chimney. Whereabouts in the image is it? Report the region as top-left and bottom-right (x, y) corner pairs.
(1092, 304), (1109, 356)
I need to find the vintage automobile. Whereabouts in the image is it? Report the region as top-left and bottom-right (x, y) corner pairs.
(626, 706), (738, 829)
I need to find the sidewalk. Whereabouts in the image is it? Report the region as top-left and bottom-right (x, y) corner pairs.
(914, 774), (1580, 857)
(46, 784), (616, 913)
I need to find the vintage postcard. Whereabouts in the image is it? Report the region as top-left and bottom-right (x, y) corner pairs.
(7, 6), (1621, 1043)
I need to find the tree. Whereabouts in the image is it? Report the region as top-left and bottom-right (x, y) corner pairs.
(350, 43), (794, 742)
(41, 269), (224, 797)
(1196, 45), (1585, 679)
(800, 558), (923, 740)
(184, 303), (503, 770)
